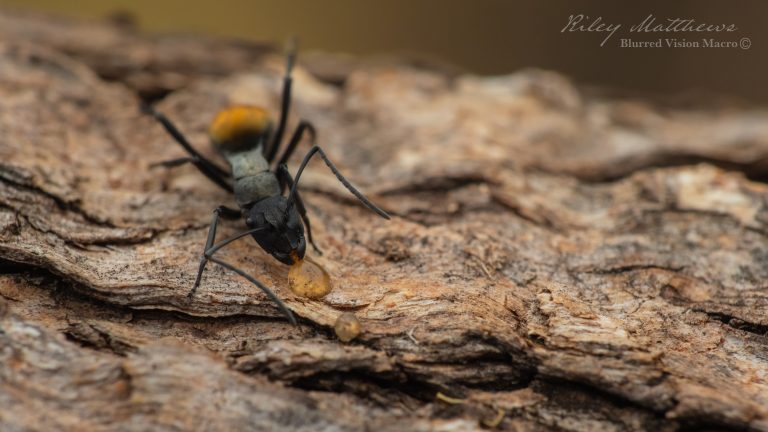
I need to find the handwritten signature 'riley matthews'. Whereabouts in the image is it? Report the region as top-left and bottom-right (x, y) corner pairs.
(561, 14), (738, 46)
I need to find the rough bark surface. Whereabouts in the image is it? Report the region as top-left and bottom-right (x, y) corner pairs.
(2, 9), (768, 432)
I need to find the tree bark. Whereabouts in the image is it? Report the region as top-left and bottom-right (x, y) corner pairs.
(1, 9), (768, 431)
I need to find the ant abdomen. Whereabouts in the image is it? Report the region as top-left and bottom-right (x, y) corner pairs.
(209, 105), (272, 154)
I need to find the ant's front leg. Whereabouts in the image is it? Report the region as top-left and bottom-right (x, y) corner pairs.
(190, 206), (297, 324)
(277, 164), (322, 255)
(190, 205), (241, 297)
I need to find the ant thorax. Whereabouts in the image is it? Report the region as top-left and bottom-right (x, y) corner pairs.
(225, 148), (280, 208)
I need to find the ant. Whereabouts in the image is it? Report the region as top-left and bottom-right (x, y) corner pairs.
(142, 44), (389, 325)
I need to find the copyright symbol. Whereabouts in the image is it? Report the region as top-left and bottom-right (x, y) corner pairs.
(740, 37), (751, 50)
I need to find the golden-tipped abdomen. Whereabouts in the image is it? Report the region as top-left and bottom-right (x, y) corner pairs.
(209, 105), (272, 152)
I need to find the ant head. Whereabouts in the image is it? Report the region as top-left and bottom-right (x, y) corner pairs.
(209, 105), (272, 153)
(246, 196), (305, 265)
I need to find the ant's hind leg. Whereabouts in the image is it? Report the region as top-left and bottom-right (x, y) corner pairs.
(141, 103), (233, 192)
(277, 164), (322, 255)
(265, 39), (298, 162)
(149, 157), (195, 169)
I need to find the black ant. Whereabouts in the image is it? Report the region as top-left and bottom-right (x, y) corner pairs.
(141, 44), (389, 325)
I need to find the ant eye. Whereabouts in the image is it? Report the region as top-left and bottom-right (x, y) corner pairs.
(246, 217), (253, 225)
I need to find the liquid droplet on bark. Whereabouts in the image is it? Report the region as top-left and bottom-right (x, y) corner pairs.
(334, 312), (361, 342)
(288, 257), (332, 299)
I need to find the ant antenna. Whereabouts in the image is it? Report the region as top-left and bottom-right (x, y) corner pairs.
(287, 146), (390, 219)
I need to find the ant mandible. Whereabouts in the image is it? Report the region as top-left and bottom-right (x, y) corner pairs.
(142, 43), (389, 325)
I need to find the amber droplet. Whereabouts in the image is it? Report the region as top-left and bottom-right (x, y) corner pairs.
(288, 257), (332, 299)
(334, 312), (361, 342)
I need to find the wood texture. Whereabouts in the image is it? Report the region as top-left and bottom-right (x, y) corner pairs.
(1, 9), (768, 431)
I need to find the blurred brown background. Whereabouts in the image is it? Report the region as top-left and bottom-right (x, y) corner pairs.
(3, 0), (768, 103)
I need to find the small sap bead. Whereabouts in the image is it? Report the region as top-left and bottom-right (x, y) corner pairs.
(288, 258), (332, 299)
(334, 312), (361, 342)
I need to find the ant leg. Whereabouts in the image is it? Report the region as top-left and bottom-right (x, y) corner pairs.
(217, 206), (242, 219)
(141, 104), (229, 177)
(141, 103), (232, 192)
(275, 121), (316, 169)
(277, 164), (322, 255)
(203, 227), (262, 257)
(265, 39), (297, 163)
(207, 256), (297, 325)
(190, 206), (241, 298)
(149, 157), (195, 169)
(191, 219), (295, 324)
(288, 146), (390, 220)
